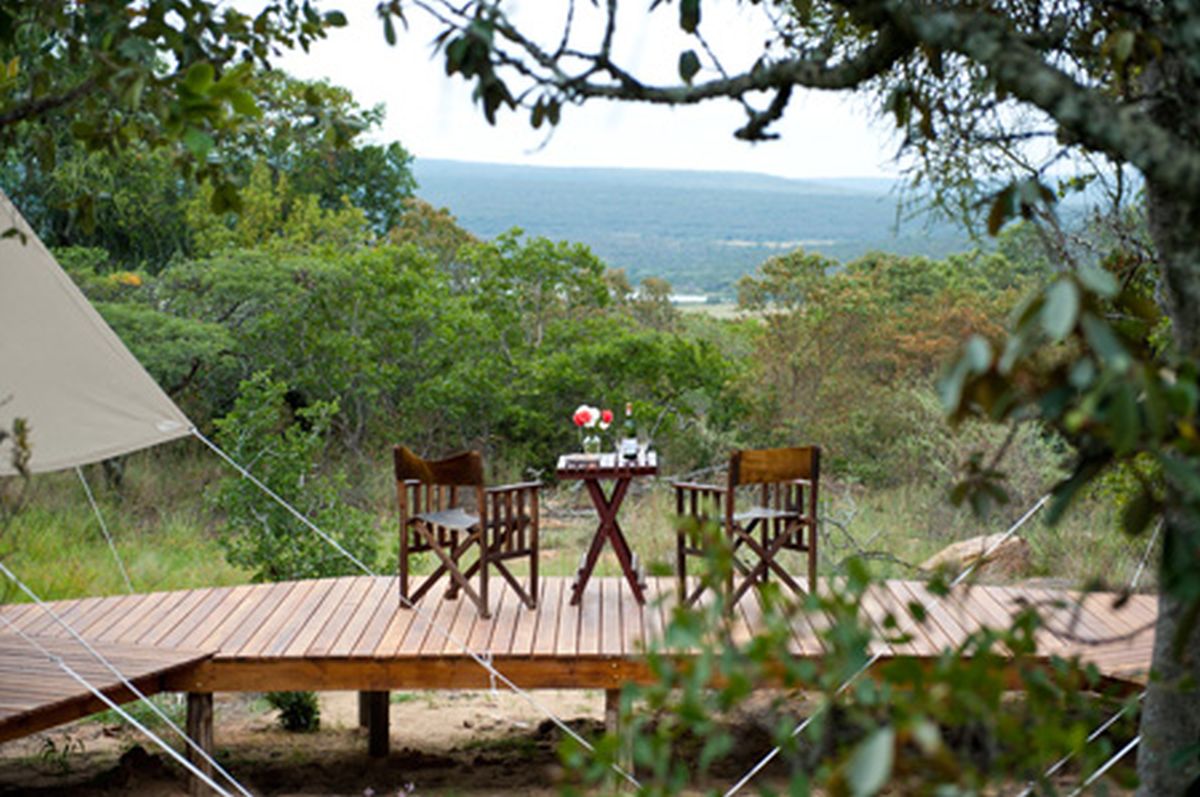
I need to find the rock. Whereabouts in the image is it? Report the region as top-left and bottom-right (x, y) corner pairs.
(921, 532), (1030, 579)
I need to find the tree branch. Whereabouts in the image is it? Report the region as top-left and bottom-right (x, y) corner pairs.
(0, 77), (99, 130)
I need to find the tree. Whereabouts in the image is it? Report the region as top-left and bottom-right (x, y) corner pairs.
(0, 1), (347, 217)
(388, 0), (1200, 792)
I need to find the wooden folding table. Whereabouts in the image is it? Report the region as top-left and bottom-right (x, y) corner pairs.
(556, 450), (657, 605)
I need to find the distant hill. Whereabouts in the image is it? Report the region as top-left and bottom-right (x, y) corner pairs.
(412, 159), (975, 296)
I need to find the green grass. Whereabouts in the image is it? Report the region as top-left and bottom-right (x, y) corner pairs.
(0, 447), (1151, 607)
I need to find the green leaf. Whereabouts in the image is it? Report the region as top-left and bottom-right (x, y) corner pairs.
(1121, 487), (1158, 538)
(183, 62), (215, 93)
(383, 14), (397, 45)
(1077, 263), (1118, 298)
(1110, 382), (1140, 453)
(1080, 312), (1131, 371)
(680, 0), (701, 33)
(1040, 279), (1079, 341)
(1110, 30), (1136, 64)
(228, 89), (259, 117)
(679, 49), (701, 84)
(986, 186), (1014, 236)
(1159, 454), (1200, 501)
(964, 334), (991, 372)
(182, 127), (215, 159)
(847, 726), (894, 796)
(324, 10), (347, 27)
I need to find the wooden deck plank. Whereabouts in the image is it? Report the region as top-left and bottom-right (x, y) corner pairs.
(157, 586), (241, 650)
(601, 580), (622, 657)
(638, 578), (666, 655)
(576, 579), (601, 656)
(986, 585), (1070, 657)
(556, 580), (579, 657)
(901, 580), (972, 649)
(510, 578), (545, 657)
(533, 578), (564, 656)
(40, 594), (132, 638)
(858, 584), (904, 657)
(264, 578), (340, 657)
(329, 578), (394, 657)
(405, 584), (459, 657)
(92, 591), (176, 643)
(4, 599), (79, 635)
(137, 587), (213, 647)
(881, 581), (944, 652)
(786, 589), (828, 657)
(282, 578), (357, 658)
(438, 587), (476, 656)
(219, 581), (301, 655)
(239, 579), (322, 658)
(488, 581), (523, 656)
(351, 580), (403, 657)
(116, 589), (193, 645)
(370, 585), (420, 659)
(306, 577), (373, 657)
(194, 583), (270, 652)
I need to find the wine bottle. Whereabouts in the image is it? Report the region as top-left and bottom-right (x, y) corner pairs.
(620, 402), (638, 460)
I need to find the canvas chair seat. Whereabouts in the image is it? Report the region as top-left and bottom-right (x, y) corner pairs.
(413, 507), (481, 531)
(731, 505), (800, 524)
(673, 446), (820, 609)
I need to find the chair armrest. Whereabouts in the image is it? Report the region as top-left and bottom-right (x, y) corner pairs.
(486, 481), (542, 494)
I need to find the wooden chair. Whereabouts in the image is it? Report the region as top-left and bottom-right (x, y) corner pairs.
(673, 446), (820, 607)
(394, 445), (539, 619)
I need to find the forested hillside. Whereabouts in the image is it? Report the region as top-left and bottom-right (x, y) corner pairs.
(413, 159), (975, 296)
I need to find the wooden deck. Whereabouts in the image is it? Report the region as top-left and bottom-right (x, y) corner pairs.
(0, 635), (210, 743)
(0, 575), (1156, 720)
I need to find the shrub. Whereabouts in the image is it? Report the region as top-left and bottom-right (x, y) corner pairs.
(265, 690), (320, 732)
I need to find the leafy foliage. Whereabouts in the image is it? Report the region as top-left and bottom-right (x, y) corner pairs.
(564, 554), (1124, 796)
(265, 690), (320, 732)
(0, 1), (347, 218)
(211, 374), (378, 582)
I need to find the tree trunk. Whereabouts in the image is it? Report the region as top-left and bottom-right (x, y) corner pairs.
(1138, 572), (1200, 796)
(1137, 153), (1200, 793)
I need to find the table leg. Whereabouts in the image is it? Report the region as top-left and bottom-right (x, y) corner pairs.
(571, 478), (645, 605)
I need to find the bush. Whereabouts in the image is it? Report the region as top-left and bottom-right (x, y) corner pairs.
(211, 373), (379, 582)
(265, 691), (320, 732)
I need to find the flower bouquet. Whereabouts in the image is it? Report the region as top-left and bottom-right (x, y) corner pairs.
(572, 404), (613, 455)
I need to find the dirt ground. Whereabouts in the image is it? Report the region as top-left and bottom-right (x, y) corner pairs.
(0, 689), (781, 796)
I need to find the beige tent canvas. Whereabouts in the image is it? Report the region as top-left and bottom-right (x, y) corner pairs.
(0, 191), (192, 475)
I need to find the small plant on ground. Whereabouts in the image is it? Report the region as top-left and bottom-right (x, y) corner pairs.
(36, 732), (85, 774)
(265, 690), (320, 732)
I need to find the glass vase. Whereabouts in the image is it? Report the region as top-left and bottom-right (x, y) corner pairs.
(582, 433), (602, 455)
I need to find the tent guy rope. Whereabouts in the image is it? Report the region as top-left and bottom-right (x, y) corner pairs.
(76, 465), (133, 593)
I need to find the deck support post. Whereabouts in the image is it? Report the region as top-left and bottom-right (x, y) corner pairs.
(365, 690), (389, 758)
(186, 692), (214, 797)
(358, 691), (370, 727)
(604, 688), (632, 788)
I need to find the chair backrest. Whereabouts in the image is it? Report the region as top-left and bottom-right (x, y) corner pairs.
(393, 445), (485, 487)
(728, 446), (819, 488)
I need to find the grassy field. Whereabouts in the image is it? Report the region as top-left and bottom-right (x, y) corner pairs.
(0, 448), (1154, 605)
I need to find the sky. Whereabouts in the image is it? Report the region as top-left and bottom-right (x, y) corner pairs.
(276, 3), (903, 181)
